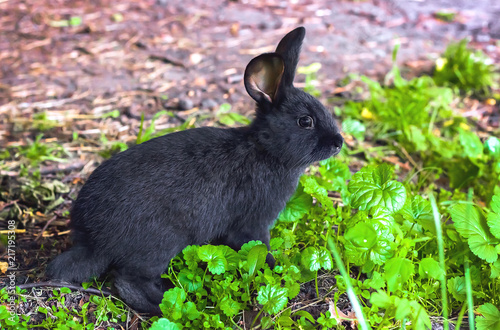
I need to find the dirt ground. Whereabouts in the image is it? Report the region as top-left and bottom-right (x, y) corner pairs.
(1, 0), (499, 328)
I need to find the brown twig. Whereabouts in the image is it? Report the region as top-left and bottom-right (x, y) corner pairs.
(35, 216), (57, 242)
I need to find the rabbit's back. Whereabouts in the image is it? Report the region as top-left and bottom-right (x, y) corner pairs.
(71, 127), (302, 258)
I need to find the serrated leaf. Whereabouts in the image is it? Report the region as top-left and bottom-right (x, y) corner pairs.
(370, 237), (395, 265)
(348, 165), (406, 214)
(219, 296), (240, 317)
(177, 268), (203, 293)
(182, 245), (200, 270)
(488, 194), (500, 239)
(285, 281), (301, 299)
(301, 246), (333, 271)
(278, 184), (312, 223)
(401, 195), (434, 232)
(197, 245), (227, 275)
(257, 285), (288, 314)
(450, 204), (498, 263)
(418, 258), (445, 279)
(447, 276), (466, 302)
(384, 257), (414, 292)
(469, 235), (498, 263)
(161, 287), (186, 320)
(476, 303), (500, 330)
(491, 259), (500, 279)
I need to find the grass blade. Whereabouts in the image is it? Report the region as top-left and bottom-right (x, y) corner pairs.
(429, 193), (449, 330)
(327, 237), (371, 330)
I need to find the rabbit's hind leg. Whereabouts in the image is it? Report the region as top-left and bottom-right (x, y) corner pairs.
(114, 265), (166, 314)
(46, 245), (110, 283)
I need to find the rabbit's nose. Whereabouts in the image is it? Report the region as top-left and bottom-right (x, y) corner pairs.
(333, 133), (344, 150)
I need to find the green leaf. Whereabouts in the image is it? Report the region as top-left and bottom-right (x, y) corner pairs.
(447, 276), (466, 302)
(491, 259), (500, 279)
(247, 244), (268, 276)
(348, 165), (406, 214)
(384, 257), (414, 292)
(488, 194), (500, 239)
(370, 290), (392, 308)
(364, 271), (385, 290)
(197, 245), (227, 275)
(302, 176), (334, 213)
(485, 137), (500, 158)
(459, 129), (483, 159)
(418, 257), (445, 279)
(177, 268), (203, 292)
(278, 184), (312, 223)
(161, 287), (186, 320)
(219, 296), (240, 317)
(450, 204), (498, 263)
(182, 301), (200, 320)
(342, 118), (366, 141)
(301, 246), (333, 271)
(394, 297), (411, 321)
(182, 245), (200, 270)
(401, 195), (435, 232)
(150, 318), (182, 330)
(257, 285), (288, 314)
(345, 222), (377, 249)
(410, 300), (432, 330)
(476, 303), (500, 330)
(319, 157), (351, 182)
(407, 125), (427, 151)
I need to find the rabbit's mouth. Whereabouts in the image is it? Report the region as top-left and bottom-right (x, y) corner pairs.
(313, 133), (344, 160)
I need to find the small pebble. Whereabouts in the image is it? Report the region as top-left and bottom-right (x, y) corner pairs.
(178, 98), (194, 110)
(201, 98), (218, 109)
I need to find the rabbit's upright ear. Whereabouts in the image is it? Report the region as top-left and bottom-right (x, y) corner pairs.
(275, 27), (306, 89)
(244, 53), (284, 104)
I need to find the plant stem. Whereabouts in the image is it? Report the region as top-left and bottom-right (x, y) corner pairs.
(250, 307), (265, 329)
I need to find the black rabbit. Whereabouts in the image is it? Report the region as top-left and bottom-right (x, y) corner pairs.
(46, 27), (344, 313)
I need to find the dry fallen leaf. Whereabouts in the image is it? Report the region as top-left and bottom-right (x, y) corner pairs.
(328, 299), (359, 328)
(0, 261), (9, 274)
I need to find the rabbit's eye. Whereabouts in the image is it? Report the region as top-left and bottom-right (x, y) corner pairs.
(297, 116), (314, 128)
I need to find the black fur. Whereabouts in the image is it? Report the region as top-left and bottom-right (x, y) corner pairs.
(46, 27), (344, 313)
